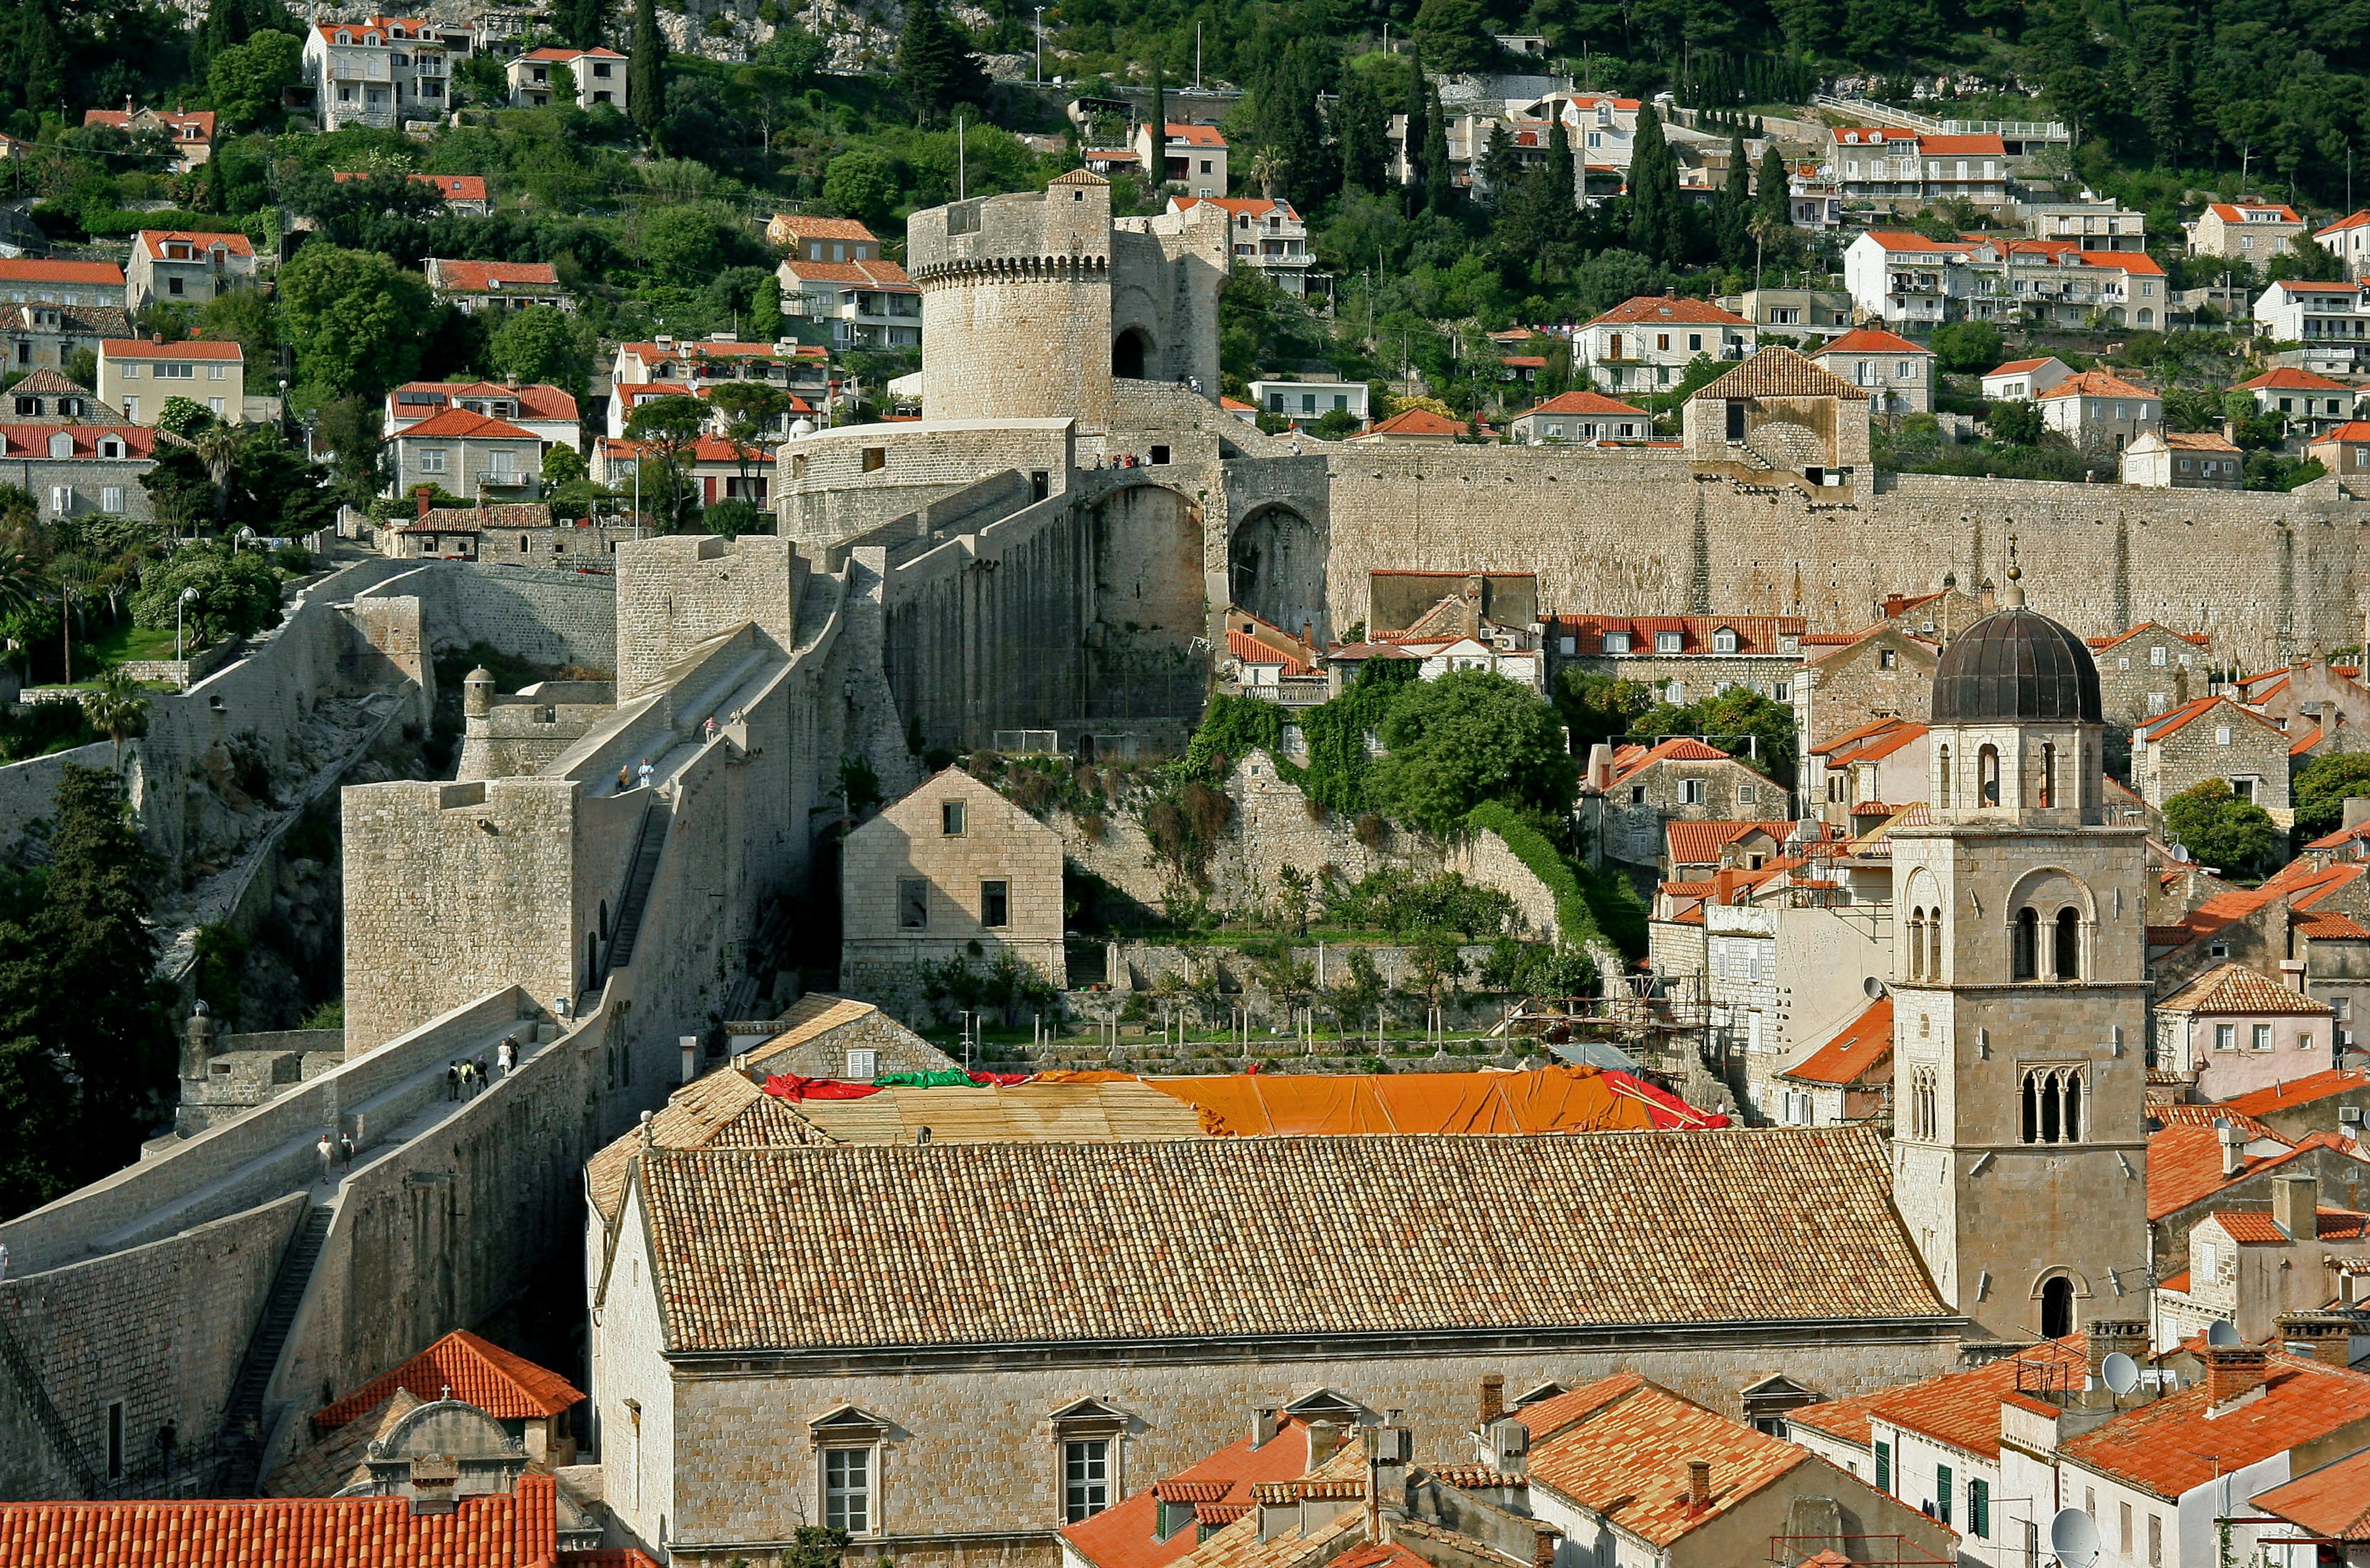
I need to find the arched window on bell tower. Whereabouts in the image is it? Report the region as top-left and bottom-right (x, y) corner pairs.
(1906, 908), (1926, 979)
(2012, 906), (2039, 981)
(1978, 744), (2001, 805)
(2040, 1275), (2074, 1339)
(2039, 742), (2056, 808)
(1936, 745), (1952, 808)
(1927, 911), (1942, 981)
(2053, 907), (2080, 981)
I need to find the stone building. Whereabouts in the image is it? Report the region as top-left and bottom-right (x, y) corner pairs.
(1574, 296), (1755, 396)
(0, 373), (159, 520)
(839, 768), (1066, 1006)
(2150, 1179), (2370, 1350)
(1791, 628), (1940, 808)
(1592, 737), (1785, 873)
(1543, 612), (1805, 707)
(2187, 200), (2305, 260)
(1808, 718), (1928, 826)
(388, 408), (542, 502)
(2085, 622), (2210, 726)
(587, 1128), (1960, 1568)
(1681, 345), (1871, 483)
(304, 15), (471, 130)
(0, 256), (126, 309)
(456, 666), (615, 780)
(1505, 391), (1652, 444)
(1885, 576), (2155, 1344)
(425, 259), (571, 314)
(2132, 694), (2293, 823)
(2119, 429), (2243, 489)
(734, 993), (960, 1081)
(1, 299), (128, 377)
(125, 229), (257, 313)
(2151, 961), (2334, 1101)
(1807, 327), (1934, 416)
(2036, 369), (2160, 455)
(1877, 583), (1989, 642)
(1774, 995), (1892, 1127)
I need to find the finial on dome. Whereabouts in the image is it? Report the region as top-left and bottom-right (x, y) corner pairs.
(2003, 534), (2026, 607)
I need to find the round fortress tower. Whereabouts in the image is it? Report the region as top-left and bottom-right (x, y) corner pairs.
(907, 170), (1226, 431)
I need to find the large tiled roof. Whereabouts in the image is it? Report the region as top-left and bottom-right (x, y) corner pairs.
(771, 214), (881, 242)
(396, 408), (540, 441)
(1608, 737), (1735, 785)
(788, 1079), (1212, 1145)
(0, 1473), (559, 1567)
(1663, 819), (1794, 866)
(1690, 346), (1867, 402)
(1547, 613), (1805, 657)
(2237, 367), (2350, 391)
(391, 381), (580, 421)
(2210, 1206), (2369, 1243)
(0, 302), (130, 337)
(2152, 1104), (2279, 1142)
(0, 259), (126, 286)
(0, 424), (156, 459)
(2156, 962), (2332, 1017)
(426, 259), (562, 293)
(1812, 328), (1929, 357)
(1786, 1338), (2084, 1458)
(1163, 1437), (1367, 1568)
(311, 1330), (583, 1430)
(778, 255), (917, 289)
(1139, 1064), (1726, 1135)
(2223, 1069), (2370, 1118)
(101, 337), (241, 359)
(1779, 998), (1892, 1086)
(631, 1127), (1949, 1353)
(1062, 1422), (1318, 1568)
(2146, 1122), (2368, 1221)
(137, 228), (254, 259)
(586, 1063), (832, 1222)
(1520, 391), (1649, 417)
(2061, 1353), (2370, 1501)
(2255, 1447), (2370, 1540)
(1518, 1375), (1811, 1546)
(2037, 369), (2154, 401)
(1586, 296), (1751, 327)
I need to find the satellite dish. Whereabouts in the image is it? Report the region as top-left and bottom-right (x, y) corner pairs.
(2102, 1353), (2140, 1397)
(2050, 1508), (2102, 1568)
(2207, 1319), (2242, 1348)
(1864, 976), (1887, 999)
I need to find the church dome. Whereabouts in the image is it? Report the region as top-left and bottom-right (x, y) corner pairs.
(1931, 590), (2102, 724)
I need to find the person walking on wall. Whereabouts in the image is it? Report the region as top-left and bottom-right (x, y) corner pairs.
(315, 1132), (335, 1183)
(617, 765), (631, 792)
(497, 1038), (517, 1077)
(338, 1131), (356, 1168)
(637, 757), (654, 789)
(446, 1060), (460, 1100)
(474, 1052), (491, 1092)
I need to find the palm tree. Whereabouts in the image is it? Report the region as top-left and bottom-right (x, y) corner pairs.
(191, 424), (243, 533)
(49, 555), (101, 687)
(79, 668), (149, 771)
(1250, 149), (1287, 201)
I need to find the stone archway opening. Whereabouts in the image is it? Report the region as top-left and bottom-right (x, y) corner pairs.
(1112, 326), (1152, 380)
(2040, 1274), (2075, 1338)
(1228, 504), (1324, 641)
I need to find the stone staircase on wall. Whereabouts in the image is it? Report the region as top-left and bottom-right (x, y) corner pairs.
(604, 808), (670, 974)
(219, 1201), (333, 1492)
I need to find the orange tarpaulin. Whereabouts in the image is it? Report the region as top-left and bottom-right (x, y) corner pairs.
(1140, 1063), (1724, 1136)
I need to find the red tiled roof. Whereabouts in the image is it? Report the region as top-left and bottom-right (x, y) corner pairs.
(428, 259), (561, 292)
(2295, 910), (2370, 940)
(771, 214), (879, 241)
(1520, 391), (1649, 417)
(2238, 367), (2350, 391)
(1584, 296), (1752, 327)
(1518, 1375), (1810, 1546)
(1856, 231), (1975, 254)
(390, 381), (579, 422)
(778, 256), (917, 289)
(2082, 250), (2165, 275)
(2222, 1070), (2370, 1119)
(1787, 1338), (2085, 1457)
(335, 172), (490, 202)
(622, 339), (817, 361)
(396, 408), (539, 441)
(1227, 629), (1313, 677)
(2145, 1123), (2370, 1221)
(2060, 1353), (2370, 1501)
(2210, 1206), (2370, 1243)
(1663, 818), (1793, 866)
(1779, 998), (1892, 1087)
(1362, 408), (1467, 436)
(601, 435), (777, 464)
(0, 1473), (559, 1567)
(2087, 623), (2211, 653)
(1812, 328), (1931, 357)
(2208, 202), (2301, 223)
(1826, 722), (1927, 767)
(2037, 369), (2155, 401)
(1173, 196), (1300, 221)
(2255, 1447), (2370, 1540)
(101, 337), (241, 359)
(1984, 357), (2060, 377)
(520, 44), (625, 58)
(1153, 122), (1228, 146)
(83, 107), (214, 138)
(1917, 133), (2007, 156)
(0, 425), (156, 459)
(2136, 694), (2277, 744)
(1062, 1422), (1318, 1568)
(2156, 963), (2331, 1017)
(1326, 1544), (1430, 1568)
(2153, 1104), (2279, 1142)
(2319, 211), (2370, 238)
(1607, 737), (1734, 785)
(2311, 421), (2370, 446)
(1547, 613), (1805, 656)
(137, 228), (254, 259)
(312, 1330), (583, 1430)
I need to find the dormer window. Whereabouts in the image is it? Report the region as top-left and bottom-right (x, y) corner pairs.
(1712, 627), (1739, 654)
(1656, 631), (1682, 653)
(1603, 631), (1631, 653)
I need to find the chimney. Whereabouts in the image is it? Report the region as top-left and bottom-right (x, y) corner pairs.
(1251, 1407), (1278, 1448)
(2271, 1172), (2317, 1240)
(1714, 866), (1736, 908)
(2277, 1311), (2354, 1366)
(2203, 1345), (2270, 1407)
(415, 484), (433, 519)
(2346, 797), (2370, 832)
(2218, 1120), (2244, 1178)
(1531, 1527), (1558, 1568)
(1586, 742), (1615, 794)
(1480, 1374), (1506, 1426)
(1685, 1459), (1713, 1510)
(1305, 1421), (1341, 1469)
(2085, 1319), (2148, 1377)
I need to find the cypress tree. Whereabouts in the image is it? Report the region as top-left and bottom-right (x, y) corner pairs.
(1402, 51), (1429, 213)
(629, 0), (667, 137)
(1149, 63), (1166, 183)
(1755, 142), (1793, 234)
(1479, 121), (1517, 204)
(1626, 103), (1680, 263)
(555, 0), (604, 49)
(1337, 64), (1387, 194)
(1714, 130), (1751, 268)
(1421, 75), (1453, 211)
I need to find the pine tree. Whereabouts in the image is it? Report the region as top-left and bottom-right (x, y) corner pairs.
(1337, 64), (1387, 194)
(897, 0), (988, 130)
(555, 0), (604, 49)
(1625, 103), (1681, 263)
(629, 0), (667, 136)
(1479, 121), (1518, 203)
(1714, 131), (1751, 268)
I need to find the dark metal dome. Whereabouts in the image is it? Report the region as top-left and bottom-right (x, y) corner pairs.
(1931, 600), (2102, 724)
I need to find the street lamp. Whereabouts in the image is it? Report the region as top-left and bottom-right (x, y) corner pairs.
(175, 586), (199, 665)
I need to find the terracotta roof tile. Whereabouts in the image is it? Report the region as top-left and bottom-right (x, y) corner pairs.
(1691, 346), (1866, 402)
(426, 259), (563, 294)
(2060, 1353), (2370, 1501)
(1545, 613), (1805, 657)
(2237, 367), (2351, 391)
(631, 1127), (1948, 1353)
(0, 1472), (558, 1567)
(101, 337), (241, 359)
(1520, 391), (1650, 417)
(2210, 1206), (2369, 1243)
(2255, 1446), (2370, 1540)
(770, 214), (881, 242)
(1663, 819), (1794, 866)
(2222, 1070), (2370, 1118)
(396, 407), (539, 441)
(1585, 296), (1751, 327)
(2156, 963), (2332, 1018)
(1228, 629), (1313, 676)
(1518, 1375), (1809, 1546)
(0, 259), (127, 286)
(311, 1330), (581, 1430)
(391, 381), (579, 422)
(1789, 1338), (2086, 1458)
(1779, 998), (1892, 1086)
(2145, 1124), (2370, 1221)
(1064, 1423), (1317, 1568)
(587, 1064), (835, 1222)
(1812, 328), (1930, 357)
(2152, 1104), (2278, 1142)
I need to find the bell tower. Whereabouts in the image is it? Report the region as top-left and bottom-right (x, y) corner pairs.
(1887, 568), (2152, 1345)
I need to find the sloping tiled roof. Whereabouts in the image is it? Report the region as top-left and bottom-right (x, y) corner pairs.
(0, 424), (156, 459)
(1518, 1375), (1810, 1546)
(1520, 391), (1649, 417)
(137, 228), (254, 259)
(631, 1126), (1950, 1353)
(2152, 1104), (2279, 1142)
(391, 381), (580, 421)
(1985, 357), (2060, 377)
(2037, 369), (2155, 400)
(1779, 998), (1892, 1087)
(1787, 1338), (2085, 1458)
(426, 259), (562, 292)
(2145, 1123), (2370, 1221)
(2255, 1447), (2370, 1540)
(1547, 613), (1805, 656)
(0, 259), (127, 286)
(1228, 628), (1313, 675)
(397, 407), (540, 441)
(778, 255), (917, 289)
(2223, 1069), (2370, 1118)
(1585, 296), (1750, 327)
(1663, 819), (1793, 866)
(2060, 1353), (2370, 1501)
(0, 1473), (559, 1567)
(2156, 963), (2332, 1017)
(2237, 367), (2350, 391)
(311, 1330), (582, 1430)
(1690, 346), (1867, 402)
(1812, 328), (1929, 357)
(101, 337), (241, 359)
(1360, 408), (1468, 437)
(771, 214), (879, 241)
(1062, 1422), (1316, 1568)
(586, 1063), (834, 1222)
(1137, 1064), (1726, 1136)
(1608, 737), (1736, 785)
(2210, 1206), (2369, 1243)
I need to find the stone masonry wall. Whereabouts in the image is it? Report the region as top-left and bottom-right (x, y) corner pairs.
(2135, 711), (2295, 821)
(613, 536), (799, 701)
(779, 420), (1075, 553)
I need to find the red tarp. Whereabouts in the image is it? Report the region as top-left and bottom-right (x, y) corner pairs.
(762, 1074), (882, 1100)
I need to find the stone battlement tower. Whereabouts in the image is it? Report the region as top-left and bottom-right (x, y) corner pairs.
(908, 169), (1226, 431)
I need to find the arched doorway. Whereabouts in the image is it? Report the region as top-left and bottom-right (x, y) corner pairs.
(1112, 327), (1152, 380)
(1227, 504), (1324, 640)
(2040, 1275), (2075, 1339)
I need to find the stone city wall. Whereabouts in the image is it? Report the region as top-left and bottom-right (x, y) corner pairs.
(778, 420), (1075, 553)
(612, 536), (799, 701)
(354, 560), (618, 675)
(0, 1196), (304, 1501)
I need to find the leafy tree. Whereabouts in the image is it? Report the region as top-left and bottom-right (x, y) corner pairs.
(1929, 320), (2003, 375)
(2164, 778), (2279, 873)
(755, 22), (829, 83)
(895, 0), (989, 129)
(1401, 52), (1431, 213)
(702, 497), (766, 538)
(156, 397), (214, 439)
(2269, 233), (2345, 285)
(1629, 686), (1797, 786)
(1369, 669), (1577, 833)
(1554, 671), (1652, 757)
(638, 203), (747, 288)
(749, 277), (783, 341)
(78, 668), (148, 769)
(554, 0), (605, 48)
(1987, 399), (2043, 446)
(313, 396), (386, 513)
(278, 244), (430, 400)
(1412, 0), (1495, 70)
(824, 150), (902, 227)
(141, 425), (333, 541)
(130, 544), (285, 644)
(208, 29), (302, 131)
(490, 305), (595, 399)
(1419, 73), (1453, 213)
(625, 394), (709, 529)
(1322, 947), (1387, 1041)
(628, 0), (667, 136)
(1479, 122), (1518, 203)
(2292, 752), (2370, 837)
(709, 380), (789, 502)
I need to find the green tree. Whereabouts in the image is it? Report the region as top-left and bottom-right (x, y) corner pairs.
(895, 0), (989, 129)
(1411, 0), (1495, 72)
(2292, 751), (2370, 837)
(1419, 74), (1453, 212)
(2164, 778), (2279, 873)
(130, 543), (284, 644)
(78, 668), (149, 769)
(489, 305), (595, 399)
(1401, 52), (1431, 212)
(1753, 143), (1792, 236)
(1986, 399), (2043, 446)
(1629, 686), (1797, 786)
(278, 244), (430, 400)
(1479, 122), (1518, 203)
(1624, 104), (1683, 264)
(1713, 131), (1750, 269)
(748, 276), (783, 341)
(823, 149), (902, 227)
(625, 394), (709, 529)
(1368, 670), (1577, 833)
(629, 0), (667, 136)
(1335, 62), (1389, 195)
(638, 204), (736, 288)
(1554, 671), (1652, 757)
(156, 396), (214, 439)
(554, 0), (605, 48)
(1929, 320), (2003, 375)
(708, 380), (789, 502)
(207, 29), (302, 131)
